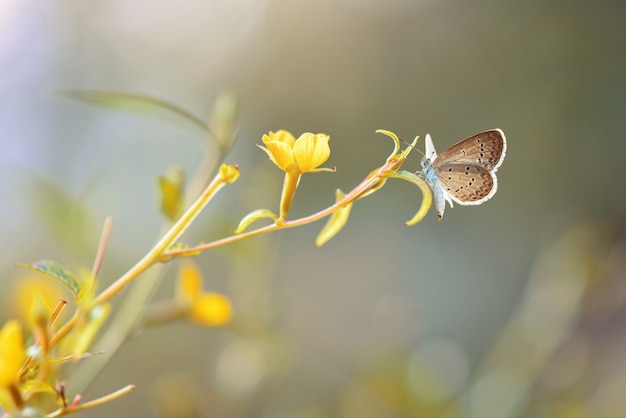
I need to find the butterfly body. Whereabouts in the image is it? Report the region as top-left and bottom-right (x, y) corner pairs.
(420, 129), (506, 220)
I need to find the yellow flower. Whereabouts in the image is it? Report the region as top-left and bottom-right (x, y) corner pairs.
(0, 320), (26, 413)
(176, 262), (232, 326)
(259, 130), (331, 174)
(258, 130), (333, 220)
(189, 293), (232, 326)
(12, 275), (68, 329)
(0, 320), (25, 388)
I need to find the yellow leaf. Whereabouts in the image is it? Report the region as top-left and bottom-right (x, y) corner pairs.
(384, 170), (432, 226)
(235, 209), (278, 234)
(316, 189), (352, 247)
(71, 304), (110, 360)
(158, 167), (185, 221)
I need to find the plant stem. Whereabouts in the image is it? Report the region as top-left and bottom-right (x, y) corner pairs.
(94, 167), (232, 305)
(161, 158), (397, 259)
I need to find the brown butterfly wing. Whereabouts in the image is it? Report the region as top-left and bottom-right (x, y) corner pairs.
(434, 163), (496, 205)
(433, 129), (506, 171)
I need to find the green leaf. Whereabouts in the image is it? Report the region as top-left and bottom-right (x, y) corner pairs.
(27, 176), (99, 260)
(315, 189), (352, 247)
(235, 209), (278, 234)
(60, 89), (209, 137)
(16, 260), (81, 296)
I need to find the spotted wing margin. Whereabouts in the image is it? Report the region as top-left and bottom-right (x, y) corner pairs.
(434, 129), (506, 171)
(435, 163), (498, 206)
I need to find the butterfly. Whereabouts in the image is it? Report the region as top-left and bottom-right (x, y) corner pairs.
(420, 129), (506, 220)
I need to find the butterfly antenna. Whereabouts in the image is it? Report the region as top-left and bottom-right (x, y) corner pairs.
(398, 135), (425, 158)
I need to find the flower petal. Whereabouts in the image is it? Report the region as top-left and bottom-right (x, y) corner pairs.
(190, 293), (232, 326)
(258, 141), (295, 171)
(0, 320), (25, 387)
(176, 261), (203, 302)
(293, 133), (330, 173)
(262, 130), (295, 147)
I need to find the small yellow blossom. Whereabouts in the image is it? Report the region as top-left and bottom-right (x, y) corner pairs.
(176, 262), (232, 326)
(189, 293), (232, 326)
(0, 320), (25, 388)
(258, 130), (333, 220)
(0, 320), (26, 413)
(259, 130), (331, 174)
(218, 163), (240, 184)
(13, 275), (68, 327)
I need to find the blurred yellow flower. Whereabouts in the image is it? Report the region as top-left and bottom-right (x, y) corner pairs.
(176, 262), (232, 326)
(189, 293), (232, 326)
(259, 131), (331, 174)
(0, 320), (25, 388)
(12, 275), (68, 327)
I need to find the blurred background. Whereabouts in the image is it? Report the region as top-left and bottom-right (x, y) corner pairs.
(1, 0), (625, 417)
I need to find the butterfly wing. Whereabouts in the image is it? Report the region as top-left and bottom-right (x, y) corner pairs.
(424, 133), (438, 160)
(433, 129), (506, 171)
(431, 129), (505, 207)
(434, 163), (497, 206)
(423, 129), (506, 216)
